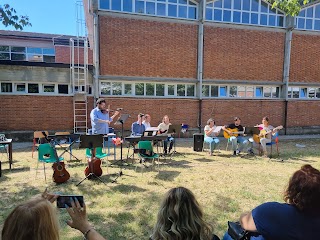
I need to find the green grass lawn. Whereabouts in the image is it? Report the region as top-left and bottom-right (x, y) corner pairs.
(1, 138), (320, 240)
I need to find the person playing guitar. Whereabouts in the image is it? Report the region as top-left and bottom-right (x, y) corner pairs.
(254, 116), (283, 157)
(222, 117), (250, 156)
(157, 115), (174, 155)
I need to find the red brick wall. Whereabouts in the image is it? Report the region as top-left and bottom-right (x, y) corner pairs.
(290, 33), (320, 83)
(99, 16), (198, 78)
(203, 26), (285, 81)
(55, 45), (93, 64)
(287, 101), (320, 127)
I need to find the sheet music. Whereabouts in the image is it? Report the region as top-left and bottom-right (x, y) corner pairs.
(145, 127), (159, 132)
(213, 126), (222, 133)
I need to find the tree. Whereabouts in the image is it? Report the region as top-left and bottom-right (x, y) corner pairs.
(270, 0), (311, 16)
(0, 4), (31, 30)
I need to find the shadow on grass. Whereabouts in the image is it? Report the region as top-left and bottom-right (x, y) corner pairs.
(154, 170), (180, 181)
(193, 157), (214, 162)
(111, 184), (146, 194)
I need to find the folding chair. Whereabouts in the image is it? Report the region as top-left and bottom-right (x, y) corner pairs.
(54, 132), (72, 160)
(32, 131), (48, 158)
(135, 141), (160, 173)
(266, 132), (280, 157)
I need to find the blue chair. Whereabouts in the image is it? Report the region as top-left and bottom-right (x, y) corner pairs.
(37, 143), (64, 182)
(136, 141), (160, 173)
(266, 132), (280, 157)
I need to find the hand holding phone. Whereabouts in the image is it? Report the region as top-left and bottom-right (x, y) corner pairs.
(57, 195), (84, 208)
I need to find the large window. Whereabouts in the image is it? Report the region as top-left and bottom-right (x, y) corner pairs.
(0, 46), (55, 62)
(206, 0), (285, 27)
(288, 86), (320, 99)
(99, 0), (198, 20)
(296, 4), (320, 31)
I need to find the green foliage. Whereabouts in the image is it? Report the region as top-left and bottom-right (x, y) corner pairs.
(270, 0), (310, 16)
(0, 4), (31, 30)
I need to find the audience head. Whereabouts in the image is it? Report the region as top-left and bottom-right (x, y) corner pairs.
(151, 187), (212, 240)
(2, 195), (60, 240)
(162, 115), (170, 124)
(284, 164), (320, 215)
(207, 118), (215, 126)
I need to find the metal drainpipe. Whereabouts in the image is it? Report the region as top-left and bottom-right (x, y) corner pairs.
(197, 0), (206, 133)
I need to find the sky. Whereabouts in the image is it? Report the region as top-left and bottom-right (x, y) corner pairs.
(0, 0), (83, 36)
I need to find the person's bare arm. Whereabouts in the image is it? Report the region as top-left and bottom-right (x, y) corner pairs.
(239, 211), (258, 232)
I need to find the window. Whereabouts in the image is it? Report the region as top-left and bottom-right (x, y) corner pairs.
(186, 84), (195, 96)
(202, 85), (209, 97)
(229, 86), (237, 97)
(99, 0), (198, 20)
(101, 82), (111, 95)
(28, 84), (39, 93)
(289, 86), (320, 99)
(135, 83), (145, 95)
(211, 86), (218, 97)
(58, 84), (69, 94)
(168, 84), (175, 96)
(16, 83), (26, 92)
(206, 0), (285, 27)
(124, 83), (132, 95)
(1, 82), (12, 92)
(146, 83), (155, 96)
(112, 82), (122, 95)
(43, 84), (55, 93)
(256, 87), (263, 97)
(300, 88), (307, 98)
(177, 84), (186, 96)
(296, 4), (320, 31)
(220, 86), (227, 97)
(156, 84), (165, 96)
(0, 46), (55, 62)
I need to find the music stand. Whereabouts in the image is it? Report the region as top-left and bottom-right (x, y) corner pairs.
(111, 113), (130, 183)
(167, 124), (184, 157)
(76, 134), (105, 186)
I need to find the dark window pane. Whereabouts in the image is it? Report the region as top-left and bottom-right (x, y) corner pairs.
(43, 55), (55, 63)
(100, 0), (110, 9)
(251, 13), (258, 24)
(179, 0), (187, 4)
(0, 46), (9, 51)
(123, 0), (132, 12)
(186, 85), (194, 96)
(251, 0), (259, 12)
(168, 4), (177, 17)
(307, 7), (313, 18)
(214, 0), (222, 8)
(146, 2), (155, 14)
(28, 84), (39, 93)
(315, 20), (320, 30)
(211, 86), (218, 97)
(188, 6), (196, 19)
(111, 0), (121, 10)
(0, 53), (10, 60)
(229, 86), (237, 97)
(58, 84), (69, 94)
(269, 15), (276, 26)
(146, 83), (155, 96)
(177, 84), (185, 96)
(178, 6), (187, 18)
(43, 48), (55, 55)
(223, 10), (231, 22)
(112, 82), (122, 95)
(298, 18), (305, 29)
(277, 16), (284, 27)
(214, 9), (222, 21)
(1, 83), (12, 92)
(157, 3), (165, 16)
(135, 83), (144, 95)
(260, 14), (268, 25)
(224, 0), (231, 9)
(306, 19), (313, 29)
(233, 11), (241, 23)
(316, 5), (320, 18)
(243, 0), (250, 11)
(270, 6), (277, 14)
(242, 12), (249, 23)
(261, 1), (268, 13)
(11, 47), (25, 53)
(168, 0), (177, 2)
(206, 8), (213, 20)
(234, 0), (241, 10)
(135, 0), (144, 13)
(11, 53), (26, 61)
(27, 47), (42, 54)
(44, 85), (55, 92)
(124, 84), (132, 94)
(299, 9), (305, 17)
(168, 85), (175, 95)
(16, 84), (25, 92)
(207, 3), (213, 7)
(202, 85), (209, 97)
(156, 84), (165, 96)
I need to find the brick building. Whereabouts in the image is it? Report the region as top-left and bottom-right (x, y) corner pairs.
(1, 0), (320, 137)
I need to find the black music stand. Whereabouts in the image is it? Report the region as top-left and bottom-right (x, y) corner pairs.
(76, 134), (105, 186)
(167, 124), (184, 157)
(111, 113), (130, 183)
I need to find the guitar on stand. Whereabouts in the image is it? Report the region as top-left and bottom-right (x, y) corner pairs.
(42, 131), (70, 184)
(77, 134), (105, 186)
(253, 125), (283, 143)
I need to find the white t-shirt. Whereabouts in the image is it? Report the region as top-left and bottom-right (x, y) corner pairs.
(143, 121), (151, 129)
(204, 125), (217, 138)
(158, 122), (171, 136)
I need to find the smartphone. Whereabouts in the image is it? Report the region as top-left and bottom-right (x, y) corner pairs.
(56, 195), (84, 208)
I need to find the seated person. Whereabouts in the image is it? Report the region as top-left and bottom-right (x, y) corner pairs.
(1, 189), (105, 240)
(254, 116), (277, 157)
(150, 187), (219, 240)
(223, 164), (320, 240)
(204, 118), (220, 156)
(157, 115), (174, 155)
(143, 114), (151, 129)
(131, 113), (146, 136)
(222, 117), (249, 156)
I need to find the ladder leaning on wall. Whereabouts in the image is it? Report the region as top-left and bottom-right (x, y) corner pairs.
(70, 0), (89, 134)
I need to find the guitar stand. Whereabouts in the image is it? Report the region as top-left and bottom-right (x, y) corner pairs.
(76, 172), (106, 186)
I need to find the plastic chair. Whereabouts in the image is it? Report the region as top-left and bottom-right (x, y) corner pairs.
(266, 132), (280, 157)
(32, 131), (48, 158)
(37, 143), (64, 182)
(0, 134), (8, 161)
(136, 141), (160, 173)
(86, 147), (109, 171)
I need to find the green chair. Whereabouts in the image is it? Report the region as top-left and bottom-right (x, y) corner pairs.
(37, 143), (64, 182)
(136, 141), (160, 173)
(86, 147), (109, 171)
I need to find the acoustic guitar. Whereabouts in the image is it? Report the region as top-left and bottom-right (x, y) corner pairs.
(253, 125), (283, 144)
(41, 132), (70, 184)
(223, 128), (244, 139)
(84, 148), (102, 179)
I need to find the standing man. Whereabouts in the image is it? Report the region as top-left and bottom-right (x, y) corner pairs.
(222, 117), (249, 156)
(90, 98), (119, 134)
(131, 113), (146, 136)
(142, 114), (151, 129)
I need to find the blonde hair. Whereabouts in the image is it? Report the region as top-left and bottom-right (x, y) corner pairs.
(2, 196), (60, 240)
(162, 115), (169, 123)
(151, 187), (213, 240)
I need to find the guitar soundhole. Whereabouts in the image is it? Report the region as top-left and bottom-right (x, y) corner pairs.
(57, 164), (63, 171)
